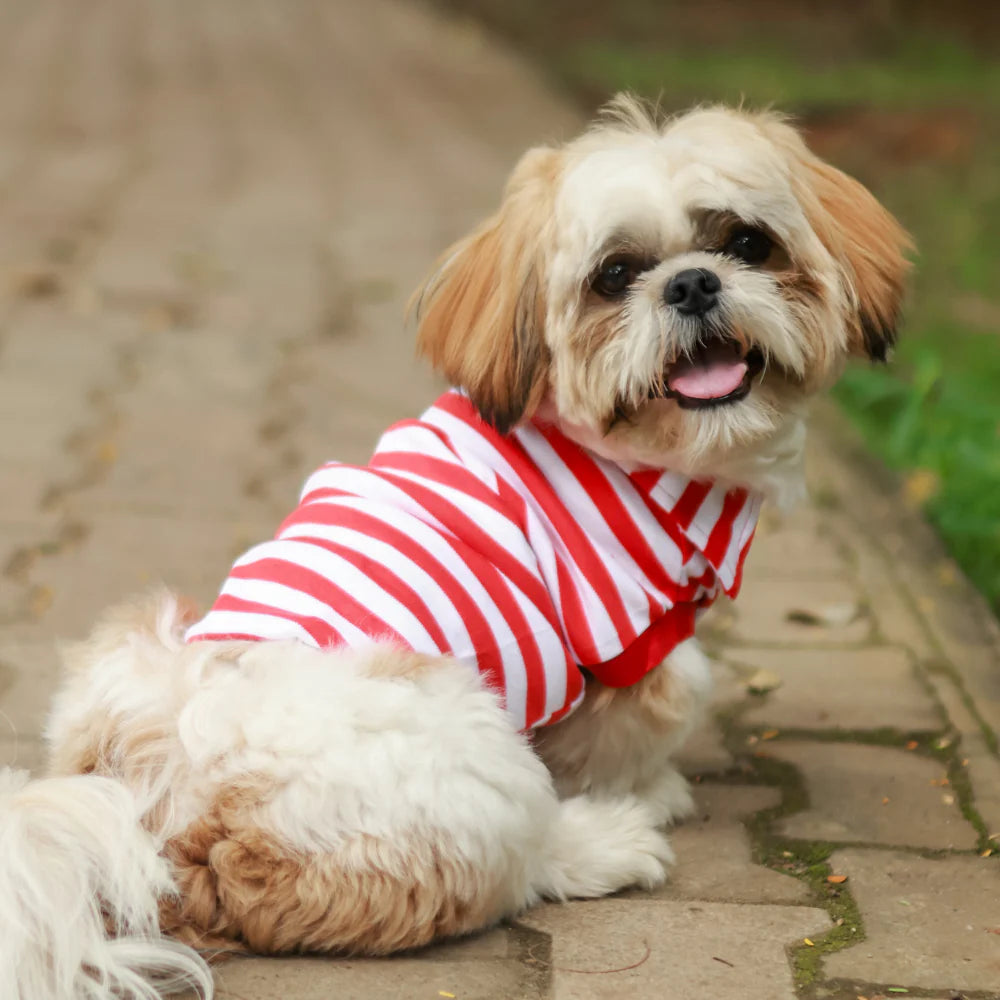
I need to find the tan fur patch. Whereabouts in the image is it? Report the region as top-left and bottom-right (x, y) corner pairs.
(758, 117), (913, 361)
(160, 774), (512, 956)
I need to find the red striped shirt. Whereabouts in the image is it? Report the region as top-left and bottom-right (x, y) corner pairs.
(186, 391), (761, 730)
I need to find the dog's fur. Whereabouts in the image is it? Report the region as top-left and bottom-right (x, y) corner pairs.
(0, 97), (909, 1000)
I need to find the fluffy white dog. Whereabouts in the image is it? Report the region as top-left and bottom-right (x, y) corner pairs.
(0, 96), (909, 1000)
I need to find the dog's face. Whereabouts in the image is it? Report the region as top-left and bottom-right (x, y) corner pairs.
(416, 97), (910, 479)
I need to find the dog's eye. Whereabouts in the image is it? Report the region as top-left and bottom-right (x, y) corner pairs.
(724, 227), (773, 266)
(592, 259), (637, 298)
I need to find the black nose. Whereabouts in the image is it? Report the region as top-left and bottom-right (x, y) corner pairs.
(665, 268), (721, 315)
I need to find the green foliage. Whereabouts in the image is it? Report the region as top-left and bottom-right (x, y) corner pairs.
(558, 37), (1000, 111)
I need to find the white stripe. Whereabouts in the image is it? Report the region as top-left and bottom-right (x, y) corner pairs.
(719, 493), (760, 589)
(186, 609), (319, 646)
(589, 458), (687, 587)
(374, 467), (540, 575)
(279, 519), (475, 655)
(238, 540), (444, 654)
(685, 483), (726, 550)
(215, 575), (376, 647)
(300, 493), (530, 687)
(299, 466), (452, 534)
(422, 407), (579, 659)
(514, 429), (641, 656)
(374, 424), (464, 467)
(517, 428), (668, 604)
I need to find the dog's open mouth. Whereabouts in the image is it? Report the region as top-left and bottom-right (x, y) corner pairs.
(651, 337), (765, 410)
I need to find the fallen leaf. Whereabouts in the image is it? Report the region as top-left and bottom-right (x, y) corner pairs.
(882, 797), (891, 805)
(803, 938), (815, 947)
(746, 668), (782, 694)
(935, 736), (953, 750)
(980, 849), (993, 858)
(987, 927), (1000, 935)
(942, 794), (955, 805)
(887, 989), (909, 994)
(761, 729), (780, 741)
(827, 874), (848, 884)
(905, 740), (919, 751)
(439, 993), (456, 998)
(786, 602), (861, 627)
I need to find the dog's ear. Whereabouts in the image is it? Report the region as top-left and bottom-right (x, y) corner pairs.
(414, 147), (558, 434)
(798, 155), (912, 362)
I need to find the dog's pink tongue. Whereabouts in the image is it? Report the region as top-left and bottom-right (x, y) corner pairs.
(667, 345), (748, 399)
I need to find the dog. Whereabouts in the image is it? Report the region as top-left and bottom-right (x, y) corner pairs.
(0, 96), (910, 1000)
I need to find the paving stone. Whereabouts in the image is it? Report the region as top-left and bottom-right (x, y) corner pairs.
(736, 646), (942, 732)
(766, 741), (978, 850)
(744, 506), (852, 581)
(203, 926), (542, 1000)
(1, 2), (998, 999)
(712, 579), (874, 645)
(677, 717), (734, 774)
(34, 511), (280, 638)
(824, 849), (1000, 990)
(520, 898), (830, 999)
(650, 783), (811, 905)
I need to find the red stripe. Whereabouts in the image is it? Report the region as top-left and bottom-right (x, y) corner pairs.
(282, 501), (506, 674)
(500, 437), (640, 653)
(189, 631), (273, 644)
(671, 480), (714, 529)
(206, 593), (345, 647)
(493, 475), (601, 664)
(229, 557), (410, 649)
(729, 525), (757, 596)
(702, 488), (748, 571)
(354, 468), (555, 722)
(631, 486), (697, 564)
(276, 532), (453, 656)
(585, 604), (698, 688)
(536, 423), (683, 601)
(428, 394), (634, 659)
(363, 463), (555, 625)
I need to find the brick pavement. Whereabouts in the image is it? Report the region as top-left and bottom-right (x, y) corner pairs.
(1, 2), (998, 998)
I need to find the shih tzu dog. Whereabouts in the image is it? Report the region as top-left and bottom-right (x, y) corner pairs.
(0, 96), (909, 1000)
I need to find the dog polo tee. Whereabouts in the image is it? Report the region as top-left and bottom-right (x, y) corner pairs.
(186, 390), (761, 731)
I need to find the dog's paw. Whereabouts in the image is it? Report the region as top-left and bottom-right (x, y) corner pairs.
(540, 795), (673, 899)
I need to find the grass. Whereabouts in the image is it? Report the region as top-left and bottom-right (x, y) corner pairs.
(443, 2), (1000, 614)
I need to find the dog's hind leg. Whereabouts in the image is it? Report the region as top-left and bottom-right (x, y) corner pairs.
(529, 793), (673, 902)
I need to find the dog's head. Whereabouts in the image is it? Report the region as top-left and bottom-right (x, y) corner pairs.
(415, 97), (911, 481)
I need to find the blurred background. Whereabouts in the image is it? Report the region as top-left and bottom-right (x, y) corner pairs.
(0, 0), (995, 655)
(440, 0), (1000, 614)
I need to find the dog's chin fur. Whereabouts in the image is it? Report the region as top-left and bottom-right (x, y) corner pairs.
(0, 96), (910, 1000)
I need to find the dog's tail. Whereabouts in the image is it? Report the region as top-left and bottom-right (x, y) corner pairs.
(0, 766), (213, 1000)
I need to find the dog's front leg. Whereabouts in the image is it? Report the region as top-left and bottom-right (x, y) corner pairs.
(533, 638), (713, 827)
